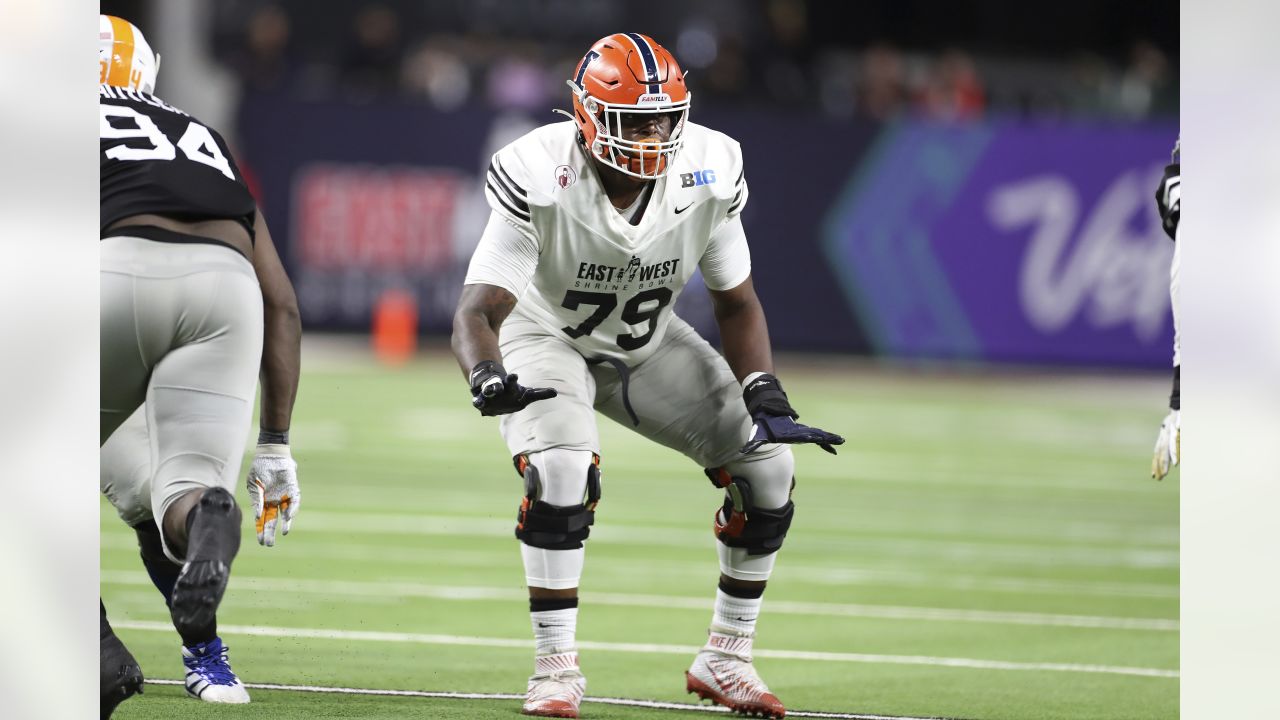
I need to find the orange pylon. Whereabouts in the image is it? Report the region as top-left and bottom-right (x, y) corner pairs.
(371, 288), (418, 365)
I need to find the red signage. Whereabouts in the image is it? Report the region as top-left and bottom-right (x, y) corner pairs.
(294, 164), (462, 271)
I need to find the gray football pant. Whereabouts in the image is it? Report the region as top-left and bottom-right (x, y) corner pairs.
(100, 235), (262, 561)
(498, 313), (791, 497)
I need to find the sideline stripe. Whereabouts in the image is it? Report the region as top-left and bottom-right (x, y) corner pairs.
(100, 571), (1176, 631)
(115, 620), (1178, 679)
(143, 678), (965, 719)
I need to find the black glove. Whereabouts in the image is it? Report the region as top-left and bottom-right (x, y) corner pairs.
(1155, 152), (1179, 241)
(743, 373), (798, 418)
(739, 373), (844, 455)
(469, 361), (558, 416)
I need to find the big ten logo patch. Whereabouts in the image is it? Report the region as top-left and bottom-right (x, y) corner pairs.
(680, 169), (717, 188)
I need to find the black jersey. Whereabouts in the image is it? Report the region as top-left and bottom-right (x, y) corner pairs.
(100, 85), (256, 238)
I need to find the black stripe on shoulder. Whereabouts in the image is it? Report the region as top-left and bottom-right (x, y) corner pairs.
(728, 188), (744, 213)
(487, 168), (530, 214)
(486, 181), (531, 222)
(735, 167), (745, 186)
(491, 159), (528, 198)
(728, 190), (744, 214)
(487, 164), (530, 214)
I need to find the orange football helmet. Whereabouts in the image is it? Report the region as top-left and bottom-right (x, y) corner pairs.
(565, 33), (690, 179)
(100, 15), (160, 93)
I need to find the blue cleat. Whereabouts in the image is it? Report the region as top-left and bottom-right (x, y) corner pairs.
(182, 637), (250, 703)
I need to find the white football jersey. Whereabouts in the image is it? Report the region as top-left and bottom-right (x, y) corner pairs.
(465, 120), (751, 364)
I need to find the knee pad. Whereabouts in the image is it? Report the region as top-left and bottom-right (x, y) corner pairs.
(513, 451), (601, 550)
(705, 467), (795, 556)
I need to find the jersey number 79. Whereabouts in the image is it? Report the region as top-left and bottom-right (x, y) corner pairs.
(560, 287), (673, 350)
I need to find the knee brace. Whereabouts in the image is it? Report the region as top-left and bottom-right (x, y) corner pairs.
(705, 467), (795, 556)
(513, 452), (601, 550)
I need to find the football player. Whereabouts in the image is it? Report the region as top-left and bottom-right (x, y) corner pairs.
(1152, 138), (1180, 480)
(99, 15), (302, 709)
(452, 33), (843, 719)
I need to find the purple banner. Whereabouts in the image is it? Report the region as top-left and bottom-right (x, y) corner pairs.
(823, 120), (1178, 366)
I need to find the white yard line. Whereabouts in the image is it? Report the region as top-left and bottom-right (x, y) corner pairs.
(101, 571), (1176, 630)
(99, 531), (1177, 599)
(157, 510), (1175, 569)
(115, 620), (1178, 678)
(780, 566), (1178, 599)
(143, 677), (963, 719)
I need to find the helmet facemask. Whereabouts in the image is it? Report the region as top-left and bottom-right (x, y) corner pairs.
(568, 79), (690, 180)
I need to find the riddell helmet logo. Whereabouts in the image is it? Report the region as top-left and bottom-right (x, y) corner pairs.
(555, 165), (577, 189)
(637, 93), (672, 104)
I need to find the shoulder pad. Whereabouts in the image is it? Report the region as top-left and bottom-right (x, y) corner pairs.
(678, 123), (745, 204)
(486, 126), (581, 235)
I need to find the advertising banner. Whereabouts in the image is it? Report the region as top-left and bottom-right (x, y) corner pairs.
(238, 94), (1177, 366)
(822, 120), (1179, 366)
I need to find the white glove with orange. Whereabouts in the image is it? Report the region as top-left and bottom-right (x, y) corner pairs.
(1151, 409), (1179, 480)
(246, 444), (300, 545)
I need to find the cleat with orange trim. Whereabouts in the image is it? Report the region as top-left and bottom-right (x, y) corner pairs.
(685, 635), (785, 719)
(522, 652), (586, 718)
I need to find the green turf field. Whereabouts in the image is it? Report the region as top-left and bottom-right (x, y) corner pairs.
(102, 343), (1178, 720)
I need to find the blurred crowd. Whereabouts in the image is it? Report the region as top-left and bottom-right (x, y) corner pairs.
(210, 0), (1176, 121)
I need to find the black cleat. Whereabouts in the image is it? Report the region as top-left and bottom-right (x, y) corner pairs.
(170, 488), (241, 637)
(170, 558), (231, 632)
(101, 601), (144, 719)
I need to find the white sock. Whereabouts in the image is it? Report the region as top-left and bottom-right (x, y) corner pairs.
(531, 607), (578, 656)
(710, 588), (762, 637)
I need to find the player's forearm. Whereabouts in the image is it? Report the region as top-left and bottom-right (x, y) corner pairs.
(714, 299), (774, 383)
(451, 311), (503, 377)
(452, 283), (517, 377)
(259, 301), (301, 433)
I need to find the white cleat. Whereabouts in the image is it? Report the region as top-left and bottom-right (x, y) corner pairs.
(686, 633), (785, 718)
(523, 652), (586, 718)
(182, 637), (250, 704)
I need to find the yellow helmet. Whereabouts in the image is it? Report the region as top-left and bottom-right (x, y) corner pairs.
(99, 15), (160, 93)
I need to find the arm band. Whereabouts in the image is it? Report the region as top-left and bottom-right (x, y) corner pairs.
(258, 429), (289, 445)
(1169, 366), (1180, 411)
